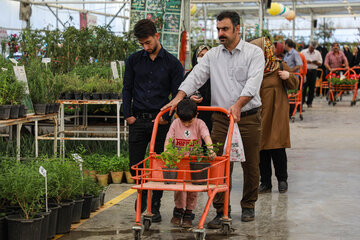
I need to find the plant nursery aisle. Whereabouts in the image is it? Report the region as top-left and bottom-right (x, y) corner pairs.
(58, 95), (360, 240)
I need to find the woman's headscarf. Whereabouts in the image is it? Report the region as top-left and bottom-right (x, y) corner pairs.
(191, 45), (211, 67)
(250, 37), (280, 76)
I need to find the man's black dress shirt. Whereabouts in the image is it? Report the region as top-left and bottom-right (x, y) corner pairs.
(122, 47), (184, 120)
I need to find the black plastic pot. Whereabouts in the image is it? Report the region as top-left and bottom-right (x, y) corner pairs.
(64, 93), (74, 100)
(0, 216), (6, 240)
(34, 104), (47, 115)
(189, 162), (211, 185)
(100, 191), (106, 206)
(9, 105), (20, 119)
(53, 103), (60, 113)
(82, 93), (91, 100)
(90, 196), (100, 212)
(110, 93), (120, 99)
(0, 105), (11, 120)
(56, 200), (74, 234)
(101, 93), (110, 100)
(81, 195), (93, 219)
(91, 93), (101, 100)
(47, 204), (60, 239)
(18, 105), (27, 118)
(162, 167), (178, 184)
(6, 214), (43, 240)
(71, 199), (84, 224)
(74, 93), (82, 100)
(38, 210), (51, 240)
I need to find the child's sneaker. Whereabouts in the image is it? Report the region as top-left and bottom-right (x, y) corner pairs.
(170, 208), (184, 227)
(181, 210), (194, 228)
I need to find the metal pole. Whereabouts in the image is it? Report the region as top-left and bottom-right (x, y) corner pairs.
(16, 123), (22, 161)
(46, 4), (66, 28)
(106, 3), (126, 28)
(310, 11), (314, 41)
(203, 3), (207, 44)
(56, 0), (58, 29)
(184, 0), (191, 71)
(259, 0), (263, 36)
(292, 0), (296, 41)
(117, 102), (120, 157)
(35, 120), (38, 157)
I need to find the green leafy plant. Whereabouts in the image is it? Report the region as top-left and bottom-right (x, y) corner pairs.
(108, 155), (126, 172)
(0, 161), (44, 219)
(156, 138), (187, 169)
(189, 142), (222, 163)
(82, 176), (103, 197)
(94, 155), (111, 174)
(330, 78), (357, 85)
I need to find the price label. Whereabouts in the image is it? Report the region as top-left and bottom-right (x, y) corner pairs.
(42, 58), (51, 64)
(9, 58), (18, 65)
(39, 166), (47, 177)
(72, 153), (84, 163)
(1, 67), (7, 71)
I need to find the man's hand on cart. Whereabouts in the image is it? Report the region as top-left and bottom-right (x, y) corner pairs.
(126, 116), (136, 125)
(161, 91), (187, 115)
(153, 117), (168, 125)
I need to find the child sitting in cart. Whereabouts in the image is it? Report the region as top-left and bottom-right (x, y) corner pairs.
(164, 98), (216, 228)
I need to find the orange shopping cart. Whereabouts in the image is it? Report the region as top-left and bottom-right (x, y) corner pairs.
(326, 68), (358, 106)
(288, 73), (304, 122)
(315, 68), (324, 96)
(131, 106), (234, 240)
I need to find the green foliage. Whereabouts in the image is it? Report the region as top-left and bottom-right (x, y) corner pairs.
(0, 160), (44, 219)
(0, 59), (26, 105)
(108, 155), (129, 172)
(94, 155), (111, 174)
(189, 142), (222, 163)
(82, 176), (103, 196)
(156, 138), (187, 169)
(330, 78), (357, 85)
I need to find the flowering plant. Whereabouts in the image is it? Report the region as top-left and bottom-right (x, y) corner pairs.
(8, 34), (19, 57)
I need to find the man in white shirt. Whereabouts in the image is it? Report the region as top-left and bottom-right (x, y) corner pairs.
(301, 41), (323, 107)
(161, 11), (265, 227)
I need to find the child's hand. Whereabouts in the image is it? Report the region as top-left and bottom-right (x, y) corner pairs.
(209, 150), (217, 160)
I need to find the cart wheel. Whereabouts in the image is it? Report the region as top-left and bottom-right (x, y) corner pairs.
(133, 230), (141, 240)
(300, 114), (303, 121)
(351, 101), (355, 106)
(291, 116), (295, 123)
(195, 232), (206, 240)
(143, 219), (151, 231)
(221, 223), (231, 235)
(332, 102), (336, 106)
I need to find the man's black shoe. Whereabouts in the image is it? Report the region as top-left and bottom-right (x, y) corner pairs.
(258, 184), (272, 193)
(278, 181), (288, 193)
(207, 212), (231, 229)
(241, 208), (255, 222)
(151, 201), (162, 222)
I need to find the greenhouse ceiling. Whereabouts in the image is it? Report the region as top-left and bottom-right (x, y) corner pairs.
(191, 0), (360, 19)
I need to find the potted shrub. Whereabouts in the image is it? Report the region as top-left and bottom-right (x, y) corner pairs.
(83, 154), (99, 181)
(95, 155), (110, 187)
(80, 177), (97, 219)
(109, 155), (124, 184)
(156, 138), (187, 184)
(0, 74), (12, 120)
(0, 161), (44, 240)
(189, 142), (221, 185)
(7, 80), (25, 119)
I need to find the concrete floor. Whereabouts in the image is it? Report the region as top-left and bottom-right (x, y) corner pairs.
(59, 95), (360, 240)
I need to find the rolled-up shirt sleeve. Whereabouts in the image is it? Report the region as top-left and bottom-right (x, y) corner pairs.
(240, 49), (265, 97)
(179, 52), (211, 96)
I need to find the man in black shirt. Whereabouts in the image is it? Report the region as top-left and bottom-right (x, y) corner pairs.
(122, 19), (184, 222)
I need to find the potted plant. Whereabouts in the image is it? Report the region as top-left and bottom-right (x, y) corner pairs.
(0, 72), (13, 120)
(7, 80), (26, 119)
(156, 138), (187, 184)
(109, 155), (124, 184)
(189, 142), (222, 185)
(95, 155), (110, 187)
(0, 161), (44, 240)
(83, 154), (99, 181)
(80, 176), (96, 219)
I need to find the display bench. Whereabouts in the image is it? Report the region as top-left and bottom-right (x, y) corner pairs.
(0, 113), (58, 160)
(56, 100), (125, 157)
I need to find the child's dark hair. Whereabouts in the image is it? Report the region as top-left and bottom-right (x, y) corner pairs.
(177, 99), (197, 121)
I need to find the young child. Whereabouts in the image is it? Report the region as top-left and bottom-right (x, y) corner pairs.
(164, 99), (215, 228)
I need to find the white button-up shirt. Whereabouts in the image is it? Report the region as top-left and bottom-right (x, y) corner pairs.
(179, 40), (265, 112)
(301, 48), (323, 70)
